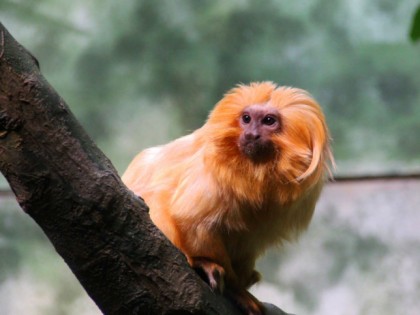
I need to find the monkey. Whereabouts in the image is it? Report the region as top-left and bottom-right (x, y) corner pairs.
(122, 82), (334, 315)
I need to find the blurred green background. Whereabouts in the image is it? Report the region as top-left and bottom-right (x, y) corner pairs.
(0, 1), (419, 314)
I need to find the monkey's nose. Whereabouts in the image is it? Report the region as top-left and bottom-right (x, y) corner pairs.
(245, 131), (261, 141)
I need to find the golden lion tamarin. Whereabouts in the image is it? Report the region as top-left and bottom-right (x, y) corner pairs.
(122, 82), (333, 315)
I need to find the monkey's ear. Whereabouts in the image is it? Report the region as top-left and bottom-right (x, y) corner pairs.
(296, 122), (334, 183)
(272, 87), (334, 183)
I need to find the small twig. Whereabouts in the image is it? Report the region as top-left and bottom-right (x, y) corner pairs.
(331, 173), (420, 183)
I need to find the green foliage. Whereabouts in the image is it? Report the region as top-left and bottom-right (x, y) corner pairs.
(410, 5), (420, 41)
(3, 0), (418, 174)
(0, 199), (46, 280)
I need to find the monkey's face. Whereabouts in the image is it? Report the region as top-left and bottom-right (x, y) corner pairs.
(238, 104), (281, 163)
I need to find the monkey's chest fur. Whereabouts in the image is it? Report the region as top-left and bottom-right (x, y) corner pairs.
(168, 169), (322, 279)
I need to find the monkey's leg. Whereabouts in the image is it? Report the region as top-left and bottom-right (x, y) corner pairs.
(225, 288), (265, 315)
(224, 265), (264, 315)
(244, 270), (261, 288)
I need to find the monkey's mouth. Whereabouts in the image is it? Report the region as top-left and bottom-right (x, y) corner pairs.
(239, 140), (275, 163)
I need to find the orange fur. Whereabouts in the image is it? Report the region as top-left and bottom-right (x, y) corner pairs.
(122, 81), (333, 314)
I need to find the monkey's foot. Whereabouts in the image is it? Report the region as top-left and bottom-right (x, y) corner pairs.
(191, 257), (225, 294)
(226, 288), (265, 315)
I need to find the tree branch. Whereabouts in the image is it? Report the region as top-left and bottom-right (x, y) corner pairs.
(0, 23), (290, 315)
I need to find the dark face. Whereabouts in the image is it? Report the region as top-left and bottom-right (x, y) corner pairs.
(238, 105), (281, 163)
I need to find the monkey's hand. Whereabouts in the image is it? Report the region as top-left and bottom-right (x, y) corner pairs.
(191, 257), (225, 294)
(190, 257), (264, 315)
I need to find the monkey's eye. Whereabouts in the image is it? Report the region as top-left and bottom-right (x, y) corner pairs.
(242, 114), (251, 124)
(262, 115), (277, 126)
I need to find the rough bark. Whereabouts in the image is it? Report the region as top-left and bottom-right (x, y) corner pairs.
(0, 23), (290, 315)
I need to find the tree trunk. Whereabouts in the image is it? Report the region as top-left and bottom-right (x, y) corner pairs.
(0, 23), (289, 315)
